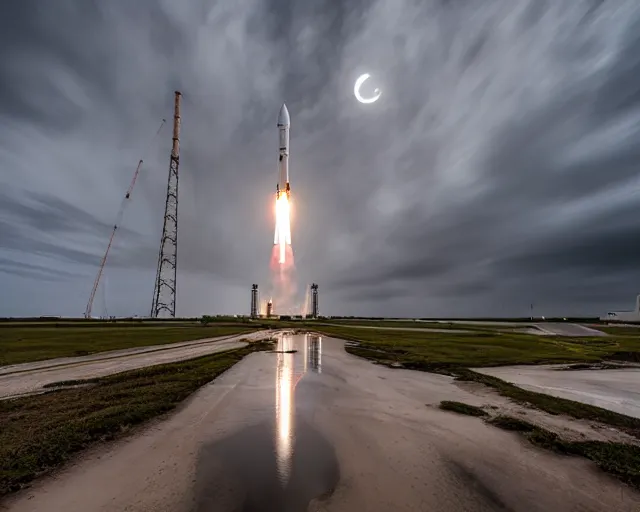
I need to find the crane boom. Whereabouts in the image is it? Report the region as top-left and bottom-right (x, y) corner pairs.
(84, 159), (142, 319)
(84, 119), (166, 319)
(85, 221), (119, 318)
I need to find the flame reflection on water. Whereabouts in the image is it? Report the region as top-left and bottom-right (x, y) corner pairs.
(274, 334), (323, 485)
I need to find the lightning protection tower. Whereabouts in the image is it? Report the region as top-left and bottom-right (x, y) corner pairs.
(151, 91), (182, 318)
(250, 284), (259, 318)
(311, 283), (319, 319)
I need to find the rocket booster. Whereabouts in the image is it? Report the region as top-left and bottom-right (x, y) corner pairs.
(277, 103), (290, 198)
(274, 103), (292, 257)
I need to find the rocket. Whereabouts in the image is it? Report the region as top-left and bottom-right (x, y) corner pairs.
(276, 103), (290, 199)
(274, 103), (292, 263)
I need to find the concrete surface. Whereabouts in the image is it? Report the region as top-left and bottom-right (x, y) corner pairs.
(475, 364), (640, 418)
(530, 323), (608, 336)
(3, 334), (638, 511)
(429, 321), (609, 336)
(0, 330), (274, 400)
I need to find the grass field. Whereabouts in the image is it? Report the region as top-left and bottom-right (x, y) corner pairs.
(317, 320), (498, 331)
(0, 342), (271, 496)
(0, 325), (260, 366)
(313, 324), (640, 371)
(595, 325), (640, 336)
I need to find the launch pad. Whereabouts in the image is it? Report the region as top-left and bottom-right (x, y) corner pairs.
(249, 283), (319, 319)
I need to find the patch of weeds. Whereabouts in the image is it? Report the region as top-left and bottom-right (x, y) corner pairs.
(439, 401), (488, 417)
(489, 415), (640, 489)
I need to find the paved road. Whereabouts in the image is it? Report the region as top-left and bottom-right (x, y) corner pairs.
(4, 334), (637, 511)
(475, 364), (640, 418)
(0, 330), (274, 400)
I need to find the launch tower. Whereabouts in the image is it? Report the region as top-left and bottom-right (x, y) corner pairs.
(151, 91), (182, 318)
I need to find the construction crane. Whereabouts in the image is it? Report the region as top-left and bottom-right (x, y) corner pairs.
(84, 119), (166, 319)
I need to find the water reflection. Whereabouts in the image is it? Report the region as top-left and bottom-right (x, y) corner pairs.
(308, 335), (322, 373)
(274, 333), (323, 485)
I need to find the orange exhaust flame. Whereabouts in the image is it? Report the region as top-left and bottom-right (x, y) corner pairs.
(274, 194), (292, 265)
(270, 192), (297, 316)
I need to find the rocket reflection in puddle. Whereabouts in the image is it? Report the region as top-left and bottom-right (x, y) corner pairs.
(274, 334), (323, 485)
(308, 335), (322, 373)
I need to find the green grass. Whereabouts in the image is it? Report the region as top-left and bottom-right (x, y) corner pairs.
(439, 401), (488, 417)
(316, 325), (624, 371)
(488, 415), (640, 489)
(0, 325), (261, 366)
(596, 325), (640, 336)
(315, 324), (640, 369)
(0, 342), (271, 496)
(318, 320), (497, 331)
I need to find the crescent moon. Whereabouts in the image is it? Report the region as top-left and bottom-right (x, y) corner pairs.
(354, 73), (381, 104)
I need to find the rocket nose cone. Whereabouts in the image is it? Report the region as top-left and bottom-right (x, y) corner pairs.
(278, 103), (290, 126)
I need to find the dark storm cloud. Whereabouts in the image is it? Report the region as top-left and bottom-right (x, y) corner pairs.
(0, 257), (81, 282)
(0, 189), (143, 277)
(2, 0), (640, 317)
(0, 221), (97, 267)
(321, 0), (640, 316)
(0, 191), (138, 237)
(500, 226), (640, 275)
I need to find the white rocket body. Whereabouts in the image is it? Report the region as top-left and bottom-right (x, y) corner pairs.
(277, 103), (290, 199)
(274, 104), (292, 248)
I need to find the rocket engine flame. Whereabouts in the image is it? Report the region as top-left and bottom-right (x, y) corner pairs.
(269, 103), (297, 315)
(274, 193), (292, 264)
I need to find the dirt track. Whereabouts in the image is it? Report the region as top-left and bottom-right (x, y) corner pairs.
(0, 330), (274, 400)
(3, 334), (638, 511)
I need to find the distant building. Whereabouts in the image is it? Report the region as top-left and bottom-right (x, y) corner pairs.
(602, 294), (640, 322)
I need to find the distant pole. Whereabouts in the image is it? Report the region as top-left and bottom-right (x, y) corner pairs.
(530, 303), (534, 321)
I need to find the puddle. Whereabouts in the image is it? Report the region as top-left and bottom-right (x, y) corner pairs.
(192, 334), (337, 511)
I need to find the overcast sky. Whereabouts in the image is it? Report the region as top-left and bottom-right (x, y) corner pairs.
(1, 0), (640, 318)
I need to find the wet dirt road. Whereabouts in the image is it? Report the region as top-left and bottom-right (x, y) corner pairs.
(3, 334), (639, 511)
